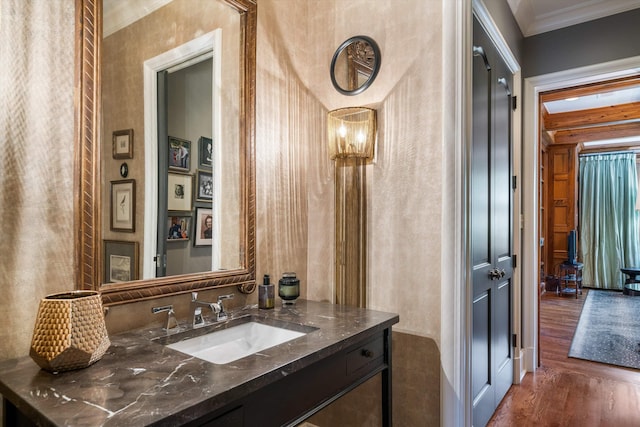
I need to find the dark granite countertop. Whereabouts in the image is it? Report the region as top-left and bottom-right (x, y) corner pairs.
(0, 300), (398, 426)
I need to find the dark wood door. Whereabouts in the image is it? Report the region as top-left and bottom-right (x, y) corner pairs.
(471, 16), (514, 427)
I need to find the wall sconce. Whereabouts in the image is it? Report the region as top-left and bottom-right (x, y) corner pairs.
(327, 107), (377, 159)
(327, 107), (377, 308)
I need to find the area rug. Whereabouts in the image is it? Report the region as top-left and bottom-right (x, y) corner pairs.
(569, 290), (640, 370)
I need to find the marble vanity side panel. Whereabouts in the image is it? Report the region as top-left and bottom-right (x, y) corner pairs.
(0, 1), (76, 360)
(307, 331), (440, 426)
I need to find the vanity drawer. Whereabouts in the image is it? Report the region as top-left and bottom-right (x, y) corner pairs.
(346, 335), (384, 376)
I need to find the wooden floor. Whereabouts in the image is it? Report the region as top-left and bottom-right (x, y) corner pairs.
(488, 289), (640, 427)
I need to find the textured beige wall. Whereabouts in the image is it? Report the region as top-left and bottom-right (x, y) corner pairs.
(258, 0), (443, 335)
(0, 0), (76, 360)
(257, 0), (443, 424)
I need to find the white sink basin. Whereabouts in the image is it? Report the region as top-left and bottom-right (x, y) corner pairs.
(166, 321), (308, 364)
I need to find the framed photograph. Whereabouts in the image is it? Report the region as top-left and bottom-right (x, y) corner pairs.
(169, 136), (191, 171)
(196, 170), (213, 201)
(112, 129), (134, 159)
(198, 136), (213, 168)
(167, 215), (191, 241)
(103, 240), (138, 284)
(110, 179), (135, 232)
(167, 172), (192, 211)
(194, 207), (213, 247)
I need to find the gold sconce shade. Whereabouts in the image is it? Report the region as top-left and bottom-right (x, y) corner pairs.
(327, 107), (377, 159)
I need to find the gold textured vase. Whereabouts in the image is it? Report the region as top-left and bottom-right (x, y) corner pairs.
(30, 291), (110, 372)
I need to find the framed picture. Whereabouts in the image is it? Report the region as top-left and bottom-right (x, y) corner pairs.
(103, 240), (138, 284)
(167, 215), (191, 241)
(196, 170), (213, 201)
(198, 136), (213, 168)
(167, 172), (192, 211)
(110, 179), (135, 232)
(112, 129), (134, 159)
(169, 136), (191, 171)
(194, 207), (213, 247)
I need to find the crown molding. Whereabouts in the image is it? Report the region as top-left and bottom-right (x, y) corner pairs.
(508, 0), (640, 37)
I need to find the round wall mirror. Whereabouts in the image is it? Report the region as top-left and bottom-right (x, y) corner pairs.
(330, 36), (381, 96)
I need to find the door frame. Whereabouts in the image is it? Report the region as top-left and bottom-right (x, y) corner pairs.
(521, 54), (640, 373)
(442, 1), (522, 425)
(450, 1), (523, 425)
(142, 30), (223, 279)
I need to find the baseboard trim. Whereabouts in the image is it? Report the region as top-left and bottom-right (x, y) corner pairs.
(512, 349), (527, 384)
(524, 346), (536, 373)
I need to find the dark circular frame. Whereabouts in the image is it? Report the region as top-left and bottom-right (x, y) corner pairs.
(330, 35), (381, 96)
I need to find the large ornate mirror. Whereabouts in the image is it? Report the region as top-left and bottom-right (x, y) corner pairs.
(75, 0), (256, 305)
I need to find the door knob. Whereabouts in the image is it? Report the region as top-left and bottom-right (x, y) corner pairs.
(488, 268), (506, 280)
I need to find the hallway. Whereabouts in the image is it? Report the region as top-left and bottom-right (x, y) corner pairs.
(488, 289), (640, 426)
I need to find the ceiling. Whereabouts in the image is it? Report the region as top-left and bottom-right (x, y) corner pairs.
(506, 0), (640, 37)
(544, 87), (640, 114)
(506, 0), (640, 150)
(540, 77), (640, 150)
(103, 0), (171, 37)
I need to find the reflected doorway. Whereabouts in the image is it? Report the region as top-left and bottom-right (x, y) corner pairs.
(142, 31), (223, 279)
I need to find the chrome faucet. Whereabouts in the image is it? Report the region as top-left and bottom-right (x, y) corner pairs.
(191, 292), (234, 323)
(152, 305), (179, 330)
(192, 291), (221, 312)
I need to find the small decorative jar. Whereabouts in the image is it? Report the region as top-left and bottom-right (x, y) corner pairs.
(30, 291), (110, 372)
(278, 272), (300, 304)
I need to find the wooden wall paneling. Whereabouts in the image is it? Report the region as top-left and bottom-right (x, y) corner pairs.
(547, 144), (579, 274)
(539, 145), (548, 287)
(543, 102), (640, 131)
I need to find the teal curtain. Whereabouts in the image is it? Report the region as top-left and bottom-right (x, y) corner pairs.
(579, 153), (640, 289)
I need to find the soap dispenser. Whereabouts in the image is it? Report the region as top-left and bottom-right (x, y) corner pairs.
(258, 274), (275, 309)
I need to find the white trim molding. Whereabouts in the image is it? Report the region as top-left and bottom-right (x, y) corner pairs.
(522, 55), (640, 373)
(142, 30), (222, 279)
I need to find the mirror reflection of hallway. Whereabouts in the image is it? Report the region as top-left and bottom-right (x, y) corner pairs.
(156, 58), (218, 278)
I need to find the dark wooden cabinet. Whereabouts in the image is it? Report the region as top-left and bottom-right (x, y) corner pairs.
(189, 329), (392, 427)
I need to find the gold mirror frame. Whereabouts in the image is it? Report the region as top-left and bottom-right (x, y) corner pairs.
(75, 0), (257, 306)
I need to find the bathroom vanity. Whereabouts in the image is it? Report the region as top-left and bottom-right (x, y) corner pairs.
(0, 300), (398, 426)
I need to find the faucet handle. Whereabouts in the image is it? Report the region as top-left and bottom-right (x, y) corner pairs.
(191, 292), (199, 302)
(215, 294), (234, 322)
(217, 293), (234, 303)
(193, 307), (205, 328)
(152, 305), (179, 330)
(151, 304), (173, 315)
